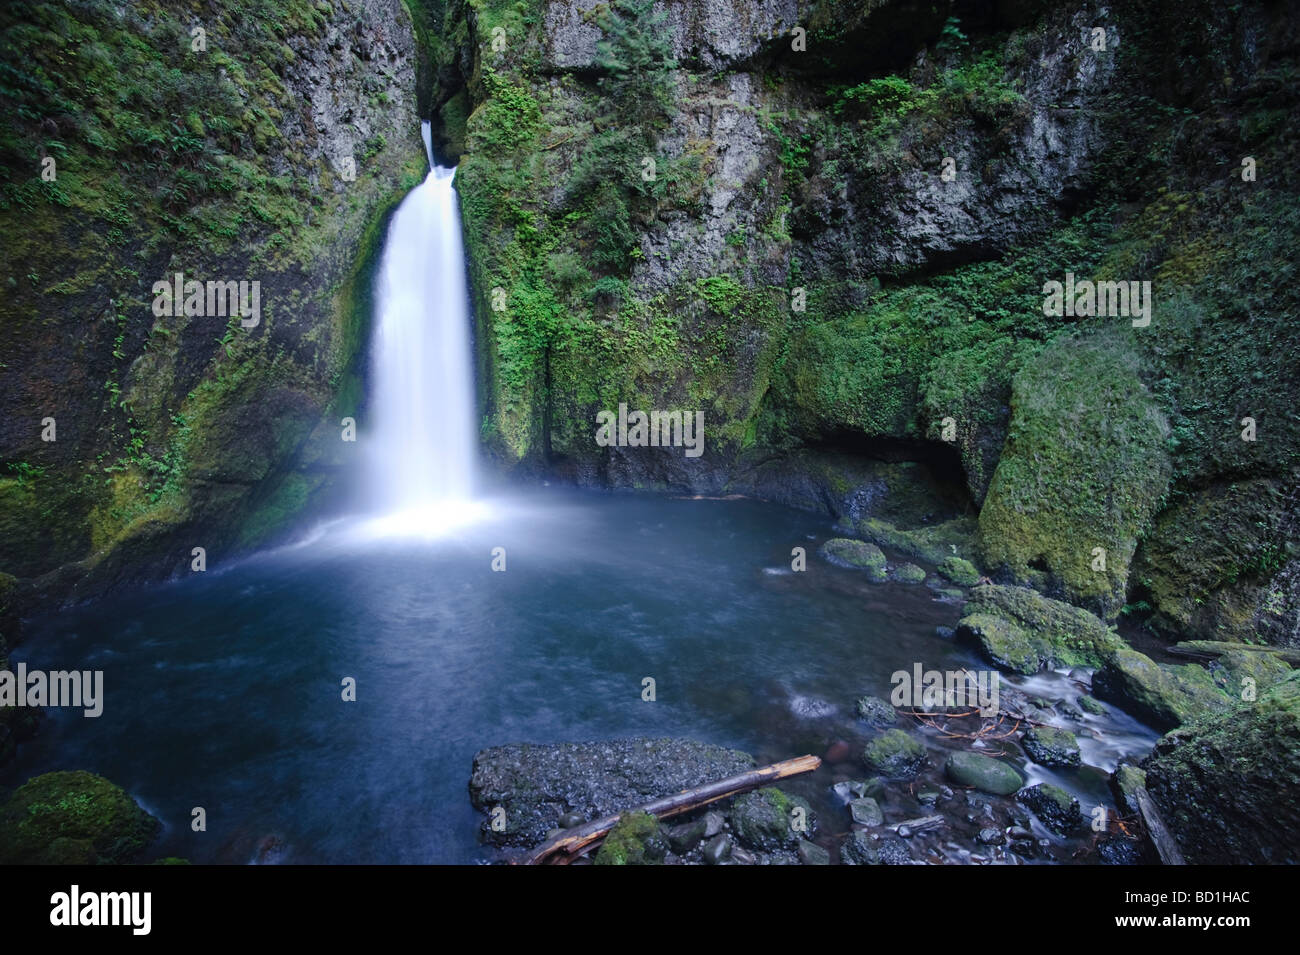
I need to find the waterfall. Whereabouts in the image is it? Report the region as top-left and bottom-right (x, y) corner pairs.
(363, 121), (479, 534)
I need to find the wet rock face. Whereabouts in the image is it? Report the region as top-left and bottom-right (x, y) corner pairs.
(0, 0), (421, 604)
(1143, 672), (1300, 864)
(541, 0), (802, 72)
(443, 0), (1122, 489)
(468, 737), (755, 848)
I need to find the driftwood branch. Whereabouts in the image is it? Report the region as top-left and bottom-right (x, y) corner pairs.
(521, 754), (822, 865)
(885, 814), (945, 834)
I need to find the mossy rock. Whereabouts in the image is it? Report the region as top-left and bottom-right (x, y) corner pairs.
(1020, 726), (1081, 767)
(1092, 647), (1237, 732)
(1017, 783), (1081, 835)
(855, 695), (898, 727)
(944, 751), (1024, 796)
(1130, 480), (1295, 644)
(0, 771), (161, 865)
(890, 562), (927, 583)
(937, 556), (980, 586)
(1078, 695), (1107, 715)
(862, 729), (926, 778)
(955, 584), (1124, 674)
(1143, 671), (1300, 863)
(1110, 764), (1146, 815)
(730, 787), (814, 851)
(976, 333), (1172, 620)
(593, 811), (667, 865)
(819, 538), (887, 579)
(854, 516), (978, 566)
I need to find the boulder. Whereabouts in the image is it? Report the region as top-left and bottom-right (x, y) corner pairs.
(956, 584), (1123, 674)
(0, 771), (160, 865)
(944, 751), (1024, 796)
(729, 787), (814, 851)
(819, 538), (888, 580)
(938, 556), (980, 586)
(854, 695), (898, 728)
(862, 730), (926, 778)
(1020, 726), (1081, 767)
(1143, 671), (1300, 863)
(1017, 783), (1082, 835)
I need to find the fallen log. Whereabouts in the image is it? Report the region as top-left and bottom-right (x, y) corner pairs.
(1135, 788), (1185, 866)
(521, 754), (822, 865)
(1167, 640), (1300, 666)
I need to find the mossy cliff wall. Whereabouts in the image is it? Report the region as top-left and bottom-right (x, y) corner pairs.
(0, 0), (426, 621)
(430, 0), (1299, 637)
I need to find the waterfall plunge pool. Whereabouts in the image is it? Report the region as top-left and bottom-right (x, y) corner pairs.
(1, 486), (1159, 864)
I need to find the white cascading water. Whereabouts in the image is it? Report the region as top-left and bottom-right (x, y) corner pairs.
(364, 121), (480, 535)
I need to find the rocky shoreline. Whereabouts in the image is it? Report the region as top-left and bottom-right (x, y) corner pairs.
(462, 525), (1300, 866)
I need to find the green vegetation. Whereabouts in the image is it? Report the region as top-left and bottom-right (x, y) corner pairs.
(0, 771), (161, 865)
(978, 332), (1172, 617)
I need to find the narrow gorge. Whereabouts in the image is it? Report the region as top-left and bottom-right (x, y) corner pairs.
(0, 0), (1297, 874)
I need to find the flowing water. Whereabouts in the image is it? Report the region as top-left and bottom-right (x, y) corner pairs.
(363, 123), (477, 531)
(0, 126), (1160, 863)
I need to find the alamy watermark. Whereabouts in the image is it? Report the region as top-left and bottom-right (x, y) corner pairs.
(1042, 272), (1152, 327)
(890, 664), (999, 718)
(0, 663), (103, 717)
(595, 403), (705, 458)
(152, 271), (261, 328)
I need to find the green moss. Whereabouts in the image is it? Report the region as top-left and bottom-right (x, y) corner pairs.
(819, 538), (887, 579)
(854, 516), (978, 566)
(956, 584), (1124, 675)
(593, 810), (665, 865)
(938, 556), (980, 586)
(0, 771), (161, 865)
(977, 332), (1173, 619)
(1144, 671), (1300, 863)
(1093, 647), (1238, 731)
(862, 729), (926, 778)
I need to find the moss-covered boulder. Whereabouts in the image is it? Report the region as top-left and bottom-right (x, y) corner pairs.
(890, 562), (927, 583)
(1017, 783), (1082, 835)
(937, 556), (981, 586)
(0, 771), (161, 865)
(1130, 480), (1297, 644)
(956, 584), (1124, 674)
(729, 787), (814, 851)
(977, 334), (1172, 619)
(862, 730), (926, 778)
(1020, 726), (1081, 767)
(1111, 764), (1146, 815)
(944, 751), (1024, 796)
(854, 516), (979, 567)
(819, 539), (887, 579)
(1143, 671), (1300, 863)
(1092, 647), (1238, 731)
(593, 811), (667, 865)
